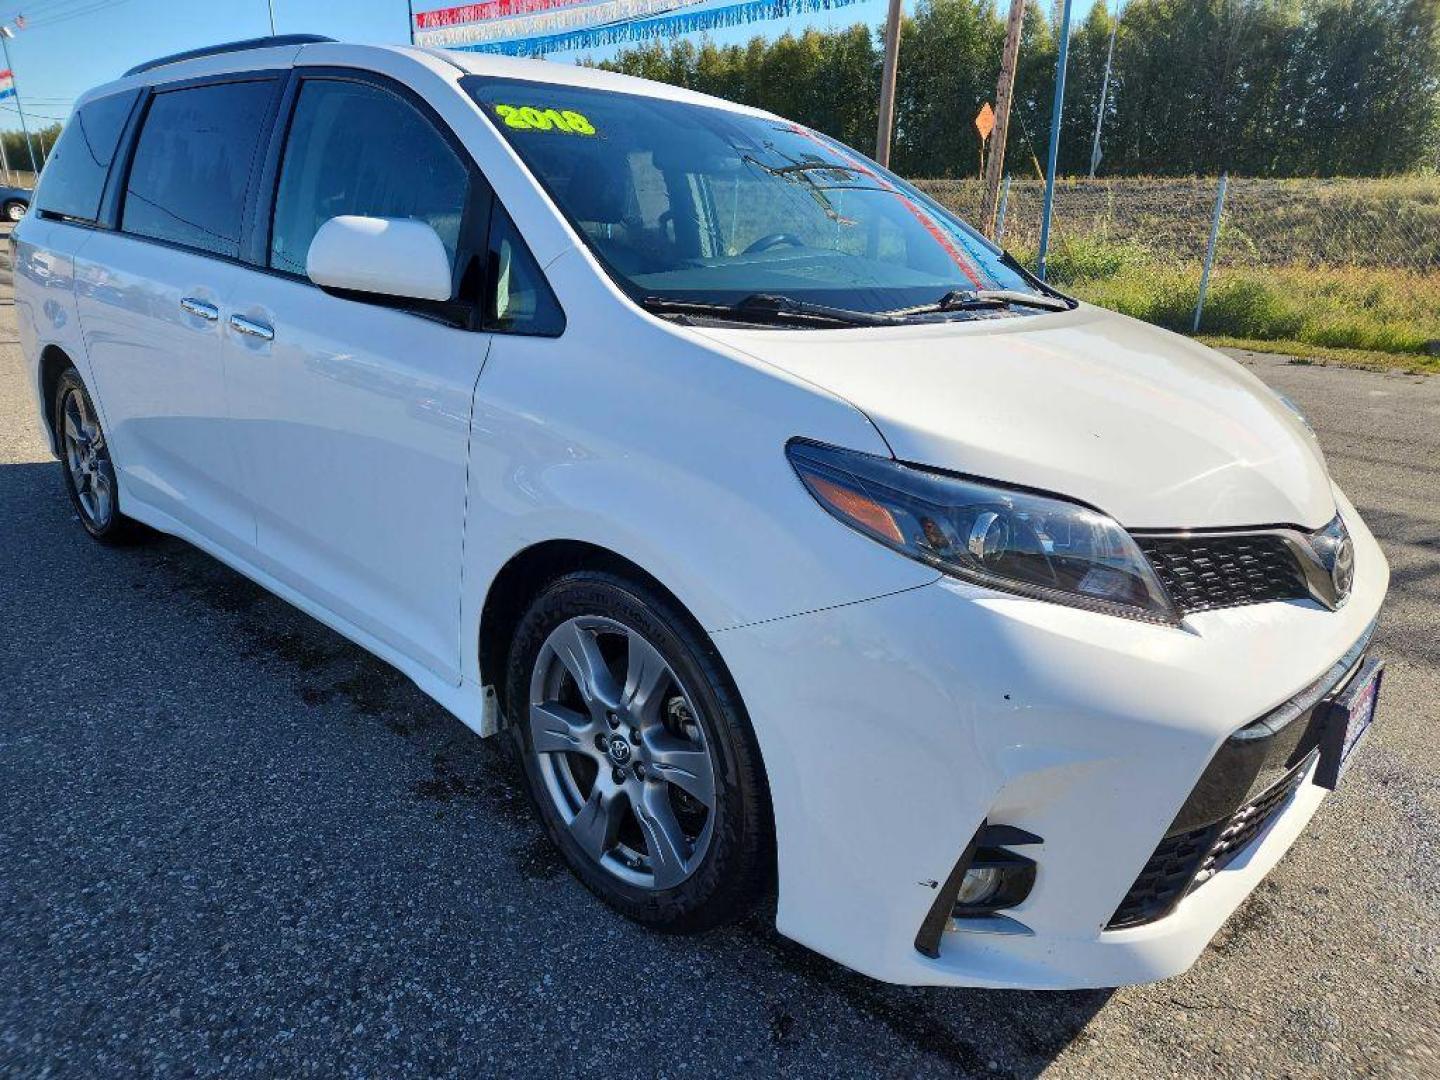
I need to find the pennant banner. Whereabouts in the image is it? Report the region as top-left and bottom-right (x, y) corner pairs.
(0, 69), (15, 101)
(421, 0), (866, 55)
(416, 0), (583, 29)
(418, 0), (705, 48)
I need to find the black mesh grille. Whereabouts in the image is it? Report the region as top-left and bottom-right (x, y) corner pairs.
(1107, 822), (1221, 929)
(1135, 533), (1309, 614)
(1107, 756), (1312, 930)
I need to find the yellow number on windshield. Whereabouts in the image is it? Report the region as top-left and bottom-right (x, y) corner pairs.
(493, 104), (597, 136)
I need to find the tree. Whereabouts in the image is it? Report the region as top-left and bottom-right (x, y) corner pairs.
(595, 0), (1440, 177)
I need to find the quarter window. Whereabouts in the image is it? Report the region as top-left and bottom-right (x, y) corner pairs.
(34, 89), (138, 223)
(122, 80), (275, 259)
(486, 206), (564, 337)
(269, 79), (471, 278)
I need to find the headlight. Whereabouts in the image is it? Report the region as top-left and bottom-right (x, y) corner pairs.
(787, 440), (1178, 625)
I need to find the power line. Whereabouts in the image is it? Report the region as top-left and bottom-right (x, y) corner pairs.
(0, 101), (66, 120)
(11, 0), (132, 30)
(0, 0), (126, 23)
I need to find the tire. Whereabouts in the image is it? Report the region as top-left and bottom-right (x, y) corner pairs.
(506, 570), (772, 931)
(53, 367), (144, 545)
(4, 200), (25, 223)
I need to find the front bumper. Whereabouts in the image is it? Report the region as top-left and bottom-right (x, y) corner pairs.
(710, 490), (1388, 988)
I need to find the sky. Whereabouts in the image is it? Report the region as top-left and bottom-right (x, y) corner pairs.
(0, 0), (912, 137)
(0, 0), (921, 137)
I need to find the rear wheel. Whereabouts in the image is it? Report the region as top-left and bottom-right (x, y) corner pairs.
(54, 368), (143, 544)
(4, 199), (25, 222)
(507, 570), (772, 931)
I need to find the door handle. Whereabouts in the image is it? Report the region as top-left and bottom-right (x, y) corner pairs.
(180, 296), (219, 321)
(229, 314), (275, 342)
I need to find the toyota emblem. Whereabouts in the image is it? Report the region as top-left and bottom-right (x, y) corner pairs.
(607, 735), (633, 766)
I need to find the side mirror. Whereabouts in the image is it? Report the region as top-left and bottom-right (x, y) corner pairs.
(306, 215), (453, 302)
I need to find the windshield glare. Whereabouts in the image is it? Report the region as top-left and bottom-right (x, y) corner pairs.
(466, 77), (1040, 317)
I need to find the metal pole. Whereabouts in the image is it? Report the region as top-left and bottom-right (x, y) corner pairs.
(979, 0), (1026, 238)
(0, 34), (38, 176)
(266, 0), (277, 35)
(1036, 0), (1074, 280)
(0, 129), (12, 185)
(874, 0), (903, 168)
(1193, 173), (1228, 333)
(995, 174), (1011, 244)
(408, 0), (417, 44)
(1088, 23), (1116, 178)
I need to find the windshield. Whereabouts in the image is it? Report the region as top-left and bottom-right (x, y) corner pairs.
(465, 77), (1046, 319)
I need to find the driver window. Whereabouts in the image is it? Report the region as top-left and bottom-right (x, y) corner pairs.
(270, 78), (471, 278)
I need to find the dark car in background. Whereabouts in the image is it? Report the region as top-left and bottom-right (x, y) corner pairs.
(0, 184), (30, 222)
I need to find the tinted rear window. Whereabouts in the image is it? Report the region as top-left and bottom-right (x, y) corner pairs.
(34, 90), (138, 223)
(122, 80), (275, 259)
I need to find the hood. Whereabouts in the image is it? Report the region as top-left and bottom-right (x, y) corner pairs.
(697, 306), (1335, 530)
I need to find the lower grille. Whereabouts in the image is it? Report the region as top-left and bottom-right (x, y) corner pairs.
(1107, 755), (1312, 930)
(1134, 533), (1310, 615)
(1192, 753), (1312, 886)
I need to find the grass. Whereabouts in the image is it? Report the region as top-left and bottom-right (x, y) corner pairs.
(1198, 336), (1440, 375)
(914, 176), (1440, 373)
(1009, 234), (1440, 371)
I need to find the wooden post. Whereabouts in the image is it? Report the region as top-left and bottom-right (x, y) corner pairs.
(979, 0), (1025, 239)
(875, 0), (903, 168)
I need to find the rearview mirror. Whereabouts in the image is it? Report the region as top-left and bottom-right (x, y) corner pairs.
(306, 216), (453, 302)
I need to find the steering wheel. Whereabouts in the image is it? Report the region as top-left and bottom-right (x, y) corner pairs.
(742, 232), (806, 255)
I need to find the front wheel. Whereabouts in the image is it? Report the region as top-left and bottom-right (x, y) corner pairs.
(507, 570), (772, 931)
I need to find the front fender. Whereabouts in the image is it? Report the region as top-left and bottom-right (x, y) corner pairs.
(457, 293), (937, 687)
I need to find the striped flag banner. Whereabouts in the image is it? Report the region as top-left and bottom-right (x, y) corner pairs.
(416, 0), (584, 29)
(0, 69), (15, 101)
(414, 0), (866, 54)
(418, 0), (707, 48)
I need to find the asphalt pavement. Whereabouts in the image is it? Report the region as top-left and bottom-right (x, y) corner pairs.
(1, 243), (1437, 1077)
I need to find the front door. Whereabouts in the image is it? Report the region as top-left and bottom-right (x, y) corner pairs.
(222, 74), (492, 683)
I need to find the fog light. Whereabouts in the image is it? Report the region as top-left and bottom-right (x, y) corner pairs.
(950, 849), (1036, 918)
(955, 866), (1003, 906)
(915, 824), (1044, 958)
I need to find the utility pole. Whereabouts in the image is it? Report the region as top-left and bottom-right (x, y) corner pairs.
(874, 0), (903, 168)
(0, 30), (38, 176)
(1036, 0), (1074, 279)
(1088, 19), (1116, 178)
(979, 0), (1026, 239)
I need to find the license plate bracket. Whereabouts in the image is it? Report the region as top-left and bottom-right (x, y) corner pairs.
(1314, 657), (1384, 790)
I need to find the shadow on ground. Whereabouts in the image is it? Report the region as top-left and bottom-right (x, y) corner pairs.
(0, 457), (1110, 1077)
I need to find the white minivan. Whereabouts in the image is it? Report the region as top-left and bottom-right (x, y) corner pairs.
(15, 35), (1388, 989)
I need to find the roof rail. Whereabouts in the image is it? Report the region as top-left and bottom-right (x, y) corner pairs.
(124, 34), (336, 78)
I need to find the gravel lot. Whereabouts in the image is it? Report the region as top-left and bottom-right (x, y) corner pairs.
(1, 244), (1437, 1077)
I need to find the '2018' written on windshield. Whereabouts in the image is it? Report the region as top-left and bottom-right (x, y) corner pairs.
(493, 105), (597, 135)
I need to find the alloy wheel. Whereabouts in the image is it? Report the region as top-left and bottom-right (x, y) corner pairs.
(61, 386), (114, 529)
(528, 615), (718, 890)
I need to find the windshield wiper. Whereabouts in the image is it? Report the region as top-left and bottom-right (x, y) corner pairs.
(640, 293), (903, 328)
(888, 288), (1074, 317)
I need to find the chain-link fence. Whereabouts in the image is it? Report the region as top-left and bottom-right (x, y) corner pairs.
(916, 176), (1440, 362)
